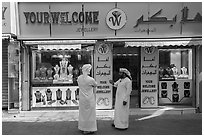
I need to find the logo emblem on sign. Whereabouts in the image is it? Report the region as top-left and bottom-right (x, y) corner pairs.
(106, 8), (127, 30)
(97, 43), (109, 55)
(144, 46), (155, 54)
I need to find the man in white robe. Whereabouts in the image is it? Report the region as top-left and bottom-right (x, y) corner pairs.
(77, 64), (97, 134)
(110, 68), (132, 130)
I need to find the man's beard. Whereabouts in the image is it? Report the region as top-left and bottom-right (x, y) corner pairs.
(119, 74), (125, 79)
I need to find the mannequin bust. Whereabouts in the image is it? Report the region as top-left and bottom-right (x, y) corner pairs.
(40, 65), (47, 80)
(172, 66), (178, 75)
(67, 64), (73, 82)
(54, 65), (60, 80)
(47, 68), (53, 80)
(35, 68), (41, 80)
(181, 67), (187, 75)
(54, 65), (60, 74)
(60, 57), (68, 68)
(60, 57), (68, 80)
(68, 64), (73, 75)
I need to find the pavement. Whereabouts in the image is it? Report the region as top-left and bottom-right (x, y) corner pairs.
(2, 106), (197, 122)
(1, 106), (202, 135)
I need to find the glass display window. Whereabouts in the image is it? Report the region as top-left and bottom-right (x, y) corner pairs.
(159, 48), (192, 80)
(31, 44), (93, 86)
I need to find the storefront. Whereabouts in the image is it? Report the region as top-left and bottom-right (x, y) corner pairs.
(126, 38), (201, 108)
(16, 2), (202, 111)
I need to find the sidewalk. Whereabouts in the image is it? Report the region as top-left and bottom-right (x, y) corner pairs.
(2, 106), (197, 122)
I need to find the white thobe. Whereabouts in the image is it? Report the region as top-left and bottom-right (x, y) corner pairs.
(114, 77), (132, 129)
(77, 75), (97, 132)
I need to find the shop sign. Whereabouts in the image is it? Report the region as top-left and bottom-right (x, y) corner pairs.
(2, 2), (11, 33)
(141, 47), (159, 108)
(106, 8), (127, 30)
(94, 42), (113, 109)
(24, 11), (99, 25)
(18, 2), (201, 38)
(23, 11), (99, 34)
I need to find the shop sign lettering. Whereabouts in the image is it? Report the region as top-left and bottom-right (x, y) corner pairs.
(97, 90), (111, 93)
(134, 9), (177, 28)
(134, 6), (201, 28)
(142, 89), (157, 92)
(144, 47), (155, 54)
(2, 2), (10, 32)
(100, 81), (107, 84)
(97, 85), (110, 89)
(142, 85), (156, 88)
(135, 28), (156, 33)
(24, 11), (99, 25)
(2, 7), (7, 20)
(76, 27), (98, 32)
(133, 6), (202, 35)
(97, 43), (110, 55)
(2, 6), (7, 27)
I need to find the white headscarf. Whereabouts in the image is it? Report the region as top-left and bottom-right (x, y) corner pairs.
(120, 68), (132, 80)
(82, 64), (92, 73)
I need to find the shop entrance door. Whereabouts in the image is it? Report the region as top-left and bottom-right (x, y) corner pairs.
(113, 44), (140, 108)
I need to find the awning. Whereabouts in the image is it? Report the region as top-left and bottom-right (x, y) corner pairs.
(38, 44), (81, 50)
(23, 40), (96, 45)
(125, 38), (202, 47)
(2, 33), (17, 40)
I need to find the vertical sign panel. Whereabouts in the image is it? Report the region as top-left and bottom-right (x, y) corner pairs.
(141, 47), (159, 108)
(94, 42), (113, 109)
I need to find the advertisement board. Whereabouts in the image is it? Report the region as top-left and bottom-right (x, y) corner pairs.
(141, 47), (159, 108)
(94, 42), (113, 109)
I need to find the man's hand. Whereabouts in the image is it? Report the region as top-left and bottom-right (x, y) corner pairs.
(109, 80), (114, 85)
(123, 101), (127, 106)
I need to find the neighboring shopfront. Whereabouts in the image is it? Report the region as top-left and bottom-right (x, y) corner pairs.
(16, 2), (202, 111)
(2, 2), (19, 110)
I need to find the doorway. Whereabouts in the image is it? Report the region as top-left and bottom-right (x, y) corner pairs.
(112, 43), (140, 108)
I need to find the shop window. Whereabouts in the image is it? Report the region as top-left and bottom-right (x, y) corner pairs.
(159, 49), (192, 80)
(31, 45), (92, 86)
(158, 48), (193, 105)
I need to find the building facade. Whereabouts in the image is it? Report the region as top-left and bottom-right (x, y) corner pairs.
(3, 2), (202, 112)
